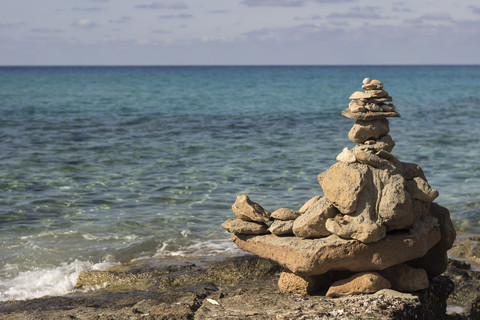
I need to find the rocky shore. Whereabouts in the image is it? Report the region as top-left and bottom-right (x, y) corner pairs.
(0, 234), (479, 319)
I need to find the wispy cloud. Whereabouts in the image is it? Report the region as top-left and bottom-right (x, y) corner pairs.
(109, 16), (132, 24)
(328, 6), (385, 19)
(158, 13), (193, 19)
(71, 19), (97, 29)
(421, 12), (453, 21)
(30, 28), (63, 33)
(135, 2), (188, 9)
(241, 0), (306, 7)
(0, 22), (26, 29)
(210, 10), (229, 14)
(72, 7), (104, 11)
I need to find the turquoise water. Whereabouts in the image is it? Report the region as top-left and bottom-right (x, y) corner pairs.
(0, 66), (479, 300)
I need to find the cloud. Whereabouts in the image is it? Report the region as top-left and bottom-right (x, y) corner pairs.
(109, 16), (132, 24)
(72, 7), (104, 11)
(469, 5), (480, 15)
(135, 2), (188, 9)
(0, 22), (26, 29)
(294, 14), (322, 21)
(210, 10), (229, 14)
(328, 6), (385, 19)
(30, 28), (63, 33)
(153, 30), (173, 34)
(421, 12), (453, 21)
(241, 0), (306, 7)
(71, 18), (97, 29)
(392, 7), (411, 12)
(158, 14), (193, 19)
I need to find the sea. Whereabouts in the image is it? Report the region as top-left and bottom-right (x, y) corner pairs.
(0, 65), (479, 302)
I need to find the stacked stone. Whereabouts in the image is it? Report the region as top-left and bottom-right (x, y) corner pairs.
(222, 78), (456, 298)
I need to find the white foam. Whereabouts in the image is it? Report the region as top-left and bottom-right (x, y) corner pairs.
(0, 259), (114, 302)
(153, 238), (243, 258)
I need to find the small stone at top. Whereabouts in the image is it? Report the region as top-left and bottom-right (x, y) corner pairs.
(363, 78), (371, 84)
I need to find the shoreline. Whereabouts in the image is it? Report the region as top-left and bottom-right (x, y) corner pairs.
(1, 233), (479, 319)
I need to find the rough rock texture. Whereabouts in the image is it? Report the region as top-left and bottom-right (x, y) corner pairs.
(348, 119), (390, 144)
(221, 218), (269, 235)
(326, 272), (391, 298)
(336, 147), (356, 163)
(342, 108), (400, 121)
(270, 208), (299, 221)
(319, 162), (365, 214)
(298, 195), (322, 213)
(278, 272), (321, 295)
(232, 216), (440, 276)
(409, 203), (456, 276)
(232, 195), (271, 223)
(380, 264), (429, 292)
(268, 220), (294, 236)
(292, 197), (337, 238)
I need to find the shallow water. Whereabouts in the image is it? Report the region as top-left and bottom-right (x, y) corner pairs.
(0, 65), (479, 301)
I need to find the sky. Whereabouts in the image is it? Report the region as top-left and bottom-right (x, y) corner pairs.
(1, 0), (479, 65)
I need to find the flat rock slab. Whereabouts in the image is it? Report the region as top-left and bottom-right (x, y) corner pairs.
(342, 108), (401, 120)
(232, 216), (441, 276)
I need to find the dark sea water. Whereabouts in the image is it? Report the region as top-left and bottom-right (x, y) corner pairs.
(0, 65), (479, 301)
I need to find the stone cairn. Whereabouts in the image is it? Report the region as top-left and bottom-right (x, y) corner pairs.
(222, 78), (456, 297)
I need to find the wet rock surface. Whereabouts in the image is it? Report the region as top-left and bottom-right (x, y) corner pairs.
(2, 251), (479, 320)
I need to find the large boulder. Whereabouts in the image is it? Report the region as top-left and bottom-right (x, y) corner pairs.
(231, 216), (441, 276)
(326, 272), (391, 297)
(348, 119), (390, 144)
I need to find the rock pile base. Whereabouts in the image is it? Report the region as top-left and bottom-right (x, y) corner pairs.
(222, 78), (456, 296)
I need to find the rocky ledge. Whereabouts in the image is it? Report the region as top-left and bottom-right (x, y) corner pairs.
(0, 238), (479, 320)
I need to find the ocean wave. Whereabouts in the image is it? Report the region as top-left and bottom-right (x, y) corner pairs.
(0, 259), (114, 302)
(153, 237), (243, 258)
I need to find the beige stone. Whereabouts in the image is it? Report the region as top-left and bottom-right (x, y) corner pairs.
(336, 147), (356, 163)
(326, 272), (391, 297)
(378, 174), (416, 231)
(278, 272), (320, 295)
(231, 216), (441, 276)
(354, 135), (395, 153)
(269, 220), (294, 236)
(348, 100), (367, 113)
(348, 119), (390, 144)
(318, 162), (365, 214)
(298, 195), (322, 213)
(365, 103), (383, 112)
(380, 264), (428, 292)
(362, 83), (383, 90)
(271, 208), (300, 221)
(362, 96), (393, 103)
(365, 90), (388, 98)
(406, 177), (439, 203)
(408, 203), (456, 276)
(221, 218), (269, 235)
(349, 91), (370, 100)
(375, 149), (395, 160)
(232, 195), (271, 223)
(325, 213), (387, 243)
(353, 149), (388, 167)
(293, 197), (337, 238)
(402, 162), (427, 181)
(342, 108), (400, 121)
(362, 77), (371, 84)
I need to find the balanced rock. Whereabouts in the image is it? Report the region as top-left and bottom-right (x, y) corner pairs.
(348, 119), (390, 144)
(380, 264), (428, 292)
(342, 108), (400, 121)
(293, 197), (337, 238)
(336, 147), (356, 163)
(269, 220), (294, 236)
(232, 195), (271, 223)
(278, 272), (320, 295)
(271, 208), (299, 221)
(221, 218), (269, 235)
(318, 162), (365, 214)
(231, 216), (441, 276)
(326, 272), (391, 297)
(298, 195), (322, 213)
